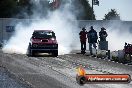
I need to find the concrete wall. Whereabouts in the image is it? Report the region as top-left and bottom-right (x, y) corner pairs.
(0, 18), (17, 43)
(0, 18), (32, 43)
(78, 20), (132, 31)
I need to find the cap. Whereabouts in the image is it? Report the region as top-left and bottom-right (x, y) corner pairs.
(82, 27), (86, 30)
(90, 26), (93, 29)
(101, 27), (106, 30)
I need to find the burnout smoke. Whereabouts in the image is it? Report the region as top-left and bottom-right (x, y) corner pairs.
(3, 0), (132, 54)
(107, 23), (132, 51)
(2, 0), (79, 55)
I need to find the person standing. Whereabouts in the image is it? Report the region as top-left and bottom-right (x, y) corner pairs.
(79, 27), (87, 54)
(87, 26), (98, 55)
(99, 27), (108, 41)
(98, 27), (108, 50)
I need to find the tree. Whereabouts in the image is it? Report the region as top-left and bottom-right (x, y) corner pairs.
(0, 0), (17, 18)
(16, 0), (33, 18)
(0, 0), (96, 19)
(73, 0), (96, 20)
(0, 0), (32, 18)
(103, 9), (121, 20)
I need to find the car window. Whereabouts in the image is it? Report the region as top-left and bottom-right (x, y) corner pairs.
(32, 31), (55, 39)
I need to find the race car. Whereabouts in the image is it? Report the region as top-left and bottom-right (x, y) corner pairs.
(27, 30), (58, 57)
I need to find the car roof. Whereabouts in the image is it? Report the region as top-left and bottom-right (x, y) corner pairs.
(34, 30), (53, 32)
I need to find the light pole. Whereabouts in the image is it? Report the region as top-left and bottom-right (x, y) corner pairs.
(91, 0), (99, 20)
(92, 0), (94, 20)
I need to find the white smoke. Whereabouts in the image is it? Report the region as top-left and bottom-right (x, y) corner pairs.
(108, 31), (132, 51)
(3, 0), (132, 54)
(2, 0), (80, 55)
(106, 21), (132, 51)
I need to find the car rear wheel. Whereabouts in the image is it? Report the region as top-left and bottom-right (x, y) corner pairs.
(31, 51), (36, 57)
(27, 44), (35, 57)
(27, 44), (31, 56)
(52, 50), (58, 57)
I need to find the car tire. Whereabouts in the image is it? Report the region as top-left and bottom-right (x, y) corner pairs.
(53, 50), (58, 57)
(27, 45), (31, 56)
(27, 49), (33, 57)
(27, 43), (34, 57)
(31, 51), (35, 57)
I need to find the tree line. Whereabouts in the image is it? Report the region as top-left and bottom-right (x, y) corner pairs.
(0, 0), (32, 18)
(0, 0), (120, 20)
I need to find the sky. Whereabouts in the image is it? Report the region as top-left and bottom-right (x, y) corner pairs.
(89, 0), (132, 21)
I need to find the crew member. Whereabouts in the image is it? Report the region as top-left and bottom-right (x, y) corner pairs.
(99, 27), (108, 41)
(79, 27), (87, 54)
(87, 26), (98, 55)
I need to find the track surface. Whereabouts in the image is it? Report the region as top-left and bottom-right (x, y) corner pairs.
(0, 50), (132, 88)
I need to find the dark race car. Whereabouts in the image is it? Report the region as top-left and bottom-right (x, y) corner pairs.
(27, 30), (58, 57)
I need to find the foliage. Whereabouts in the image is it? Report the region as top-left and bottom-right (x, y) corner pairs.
(0, 0), (96, 20)
(73, 0), (96, 20)
(0, 0), (17, 18)
(103, 9), (121, 20)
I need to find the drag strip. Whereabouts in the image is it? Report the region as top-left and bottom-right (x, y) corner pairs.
(0, 52), (71, 88)
(59, 54), (132, 75)
(0, 50), (132, 88)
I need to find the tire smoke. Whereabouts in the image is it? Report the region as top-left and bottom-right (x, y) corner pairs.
(2, 0), (132, 54)
(2, 0), (79, 55)
(107, 22), (132, 51)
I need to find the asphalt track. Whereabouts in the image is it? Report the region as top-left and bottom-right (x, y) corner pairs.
(0, 49), (132, 88)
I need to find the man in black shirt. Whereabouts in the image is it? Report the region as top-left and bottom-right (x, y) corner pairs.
(99, 27), (108, 41)
(79, 27), (87, 54)
(87, 26), (98, 55)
